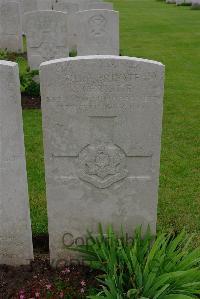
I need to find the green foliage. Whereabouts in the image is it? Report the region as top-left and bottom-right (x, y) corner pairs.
(69, 49), (77, 57)
(0, 49), (9, 60)
(15, 57), (40, 97)
(0, 54), (40, 97)
(68, 226), (200, 299)
(19, 61), (40, 97)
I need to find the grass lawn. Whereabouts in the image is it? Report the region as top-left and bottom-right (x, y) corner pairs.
(22, 0), (200, 242)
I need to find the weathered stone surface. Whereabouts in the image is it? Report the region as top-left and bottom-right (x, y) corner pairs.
(0, 61), (33, 266)
(81, 2), (113, 10)
(0, 1), (23, 52)
(37, 0), (53, 10)
(21, 0), (38, 32)
(21, 0), (37, 14)
(78, 0), (103, 10)
(68, 13), (78, 51)
(24, 10), (69, 70)
(76, 9), (119, 55)
(40, 55), (165, 263)
(53, 1), (78, 13)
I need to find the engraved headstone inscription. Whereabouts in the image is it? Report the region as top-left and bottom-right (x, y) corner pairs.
(40, 55), (165, 263)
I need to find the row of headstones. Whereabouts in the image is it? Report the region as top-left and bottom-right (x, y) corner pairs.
(0, 0), (119, 70)
(166, 0), (200, 6)
(24, 8), (119, 70)
(0, 55), (165, 266)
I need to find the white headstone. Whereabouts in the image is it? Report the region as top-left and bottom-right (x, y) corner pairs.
(0, 61), (33, 266)
(24, 10), (69, 70)
(40, 55), (165, 264)
(0, 1), (23, 52)
(76, 9), (119, 55)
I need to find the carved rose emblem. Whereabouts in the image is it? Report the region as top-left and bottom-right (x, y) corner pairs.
(78, 143), (128, 188)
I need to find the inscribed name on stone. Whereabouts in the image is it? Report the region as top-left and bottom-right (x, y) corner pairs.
(40, 55), (165, 263)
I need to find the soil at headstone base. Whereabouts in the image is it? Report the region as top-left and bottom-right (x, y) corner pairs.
(0, 256), (100, 299)
(21, 93), (41, 109)
(0, 235), (100, 298)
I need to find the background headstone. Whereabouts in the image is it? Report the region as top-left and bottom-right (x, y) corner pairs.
(24, 10), (69, 70)
(76, 9), (119, 55)
(40, 55), (165, 263)
(0, 61), (33, 266)
(0, 1), (23, 52)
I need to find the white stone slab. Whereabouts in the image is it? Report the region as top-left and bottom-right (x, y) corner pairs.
(0, 1), (23, 52)
(76, 9), (119, 55)
(40, 55), (165, 264)
(24, 10), (69, 70)
(0, 61), (33, 266)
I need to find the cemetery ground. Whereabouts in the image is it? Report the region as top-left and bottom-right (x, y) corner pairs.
(0, 0), (200, 298)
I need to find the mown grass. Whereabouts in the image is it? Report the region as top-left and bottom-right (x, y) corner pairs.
(22, 0), (200, 241)
(23, 110), (47, 234)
